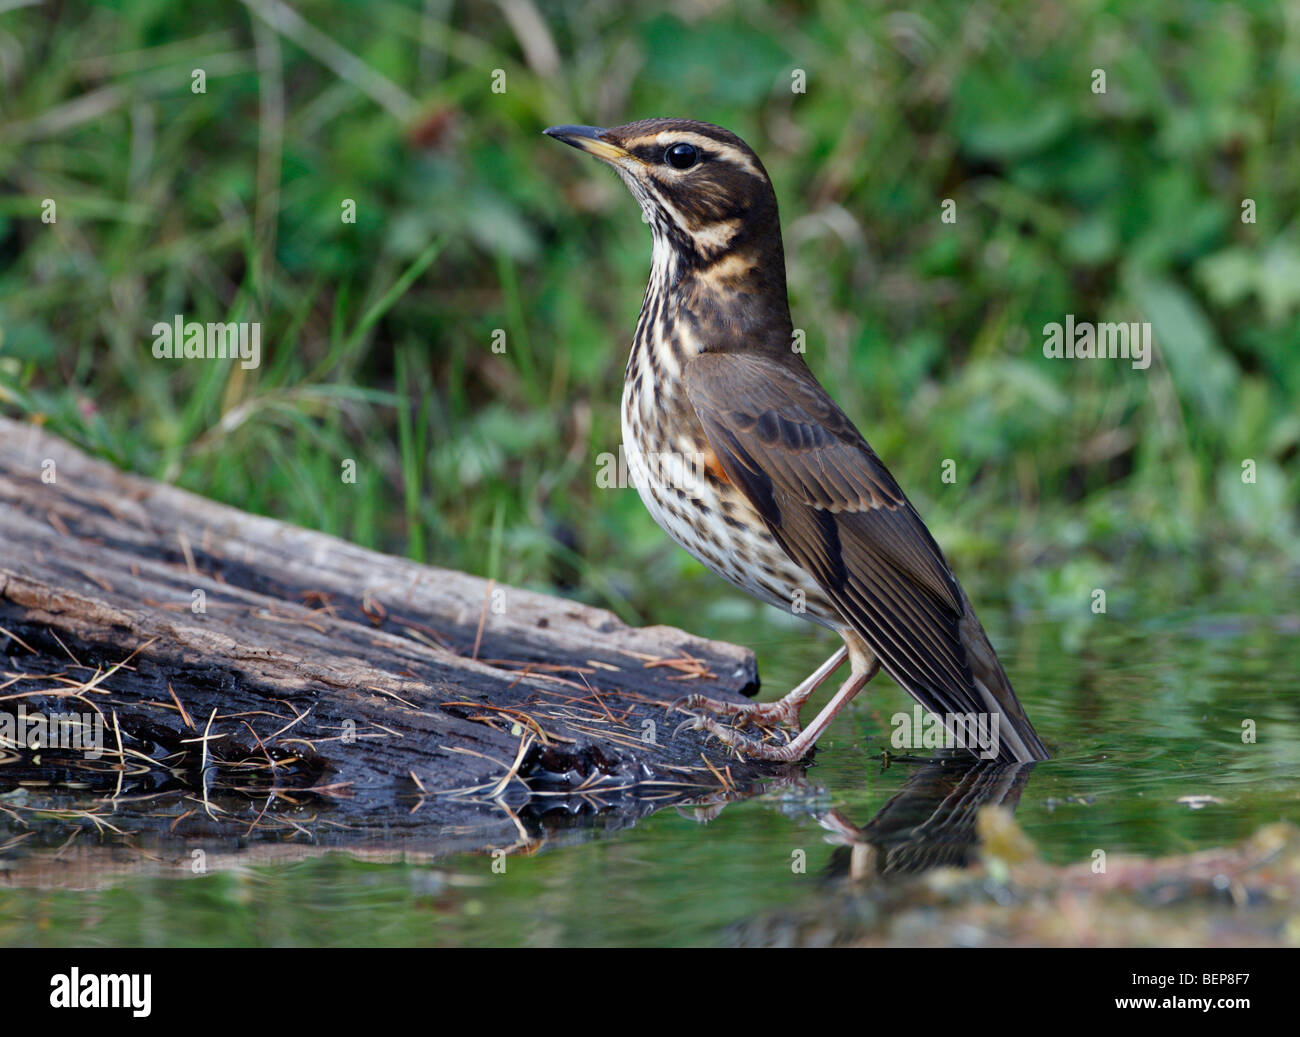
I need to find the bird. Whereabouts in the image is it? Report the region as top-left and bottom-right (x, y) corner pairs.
(545, 118), (1049, 765)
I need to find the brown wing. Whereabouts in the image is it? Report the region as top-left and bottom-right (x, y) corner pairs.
(683, 351), (1048, 762)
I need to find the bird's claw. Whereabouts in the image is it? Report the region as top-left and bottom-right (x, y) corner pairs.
(671, 708), (801, 761)
(669, 692), (737, 716)
(667, 693), (800, 733)
(672, 714), (704, 740)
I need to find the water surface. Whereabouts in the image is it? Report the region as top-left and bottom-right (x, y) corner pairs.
(2, 581), (1296, 947)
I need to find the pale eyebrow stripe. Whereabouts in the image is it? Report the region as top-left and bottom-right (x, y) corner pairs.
(622, 131), (765, 179)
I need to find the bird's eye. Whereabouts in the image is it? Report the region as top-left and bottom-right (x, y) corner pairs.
(664, 143), (699, 169)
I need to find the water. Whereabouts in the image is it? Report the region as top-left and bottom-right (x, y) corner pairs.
(2, 582), (1296, 946)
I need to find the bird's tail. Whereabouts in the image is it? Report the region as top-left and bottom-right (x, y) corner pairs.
(956, 594), (1050, 763)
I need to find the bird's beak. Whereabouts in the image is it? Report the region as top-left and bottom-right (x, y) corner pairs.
(544, 124), (632, 164)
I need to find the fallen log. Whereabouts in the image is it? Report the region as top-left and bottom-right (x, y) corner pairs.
(0, 415), (780, 872)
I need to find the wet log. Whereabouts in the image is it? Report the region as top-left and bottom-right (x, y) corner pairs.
(0, 415), (773, 873)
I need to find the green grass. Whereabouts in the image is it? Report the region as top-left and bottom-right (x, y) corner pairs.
(1, 0), (1297, 630)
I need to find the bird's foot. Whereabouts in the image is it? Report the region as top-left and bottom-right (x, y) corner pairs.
(672, 711), (803, 762)
(666, 645), (853, 761)
(669, 692), (801, 732)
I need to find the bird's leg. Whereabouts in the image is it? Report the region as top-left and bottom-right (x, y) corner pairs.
(671, 645), (848, 733)
(679, 647), (881, 763)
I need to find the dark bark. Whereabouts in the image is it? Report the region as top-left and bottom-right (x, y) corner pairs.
(0, 416), (784, 880)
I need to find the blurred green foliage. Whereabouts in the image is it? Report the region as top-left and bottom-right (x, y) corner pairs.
(1, 0), (1296, 629)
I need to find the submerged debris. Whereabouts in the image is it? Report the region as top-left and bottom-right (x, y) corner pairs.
(728, 817), (1300, 947)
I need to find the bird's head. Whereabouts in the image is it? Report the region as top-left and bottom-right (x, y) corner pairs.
(544, 118), (783, 271)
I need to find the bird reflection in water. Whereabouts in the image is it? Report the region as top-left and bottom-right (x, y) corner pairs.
(820, 757), (1035, 881)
